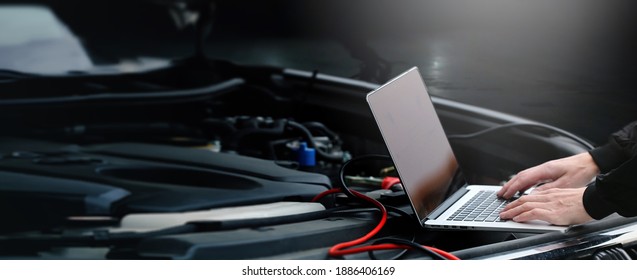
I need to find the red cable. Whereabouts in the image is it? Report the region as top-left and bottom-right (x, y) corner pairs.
(381, 176), (401, 189)
(327, 189), (387, 257)
(425, 246), (461, 260)
(312, 188), (460, 260)
(328, 243), (460, 260)
(311, 188), (342, 202)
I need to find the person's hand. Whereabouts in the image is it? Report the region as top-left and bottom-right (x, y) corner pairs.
(497, 152), (599, 199)
(499, 187), (593, 225)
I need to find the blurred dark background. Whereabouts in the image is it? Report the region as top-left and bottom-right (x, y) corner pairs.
(4, 0), (637, 145)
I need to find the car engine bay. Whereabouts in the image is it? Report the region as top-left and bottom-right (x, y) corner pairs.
(2, 59), (637, 260)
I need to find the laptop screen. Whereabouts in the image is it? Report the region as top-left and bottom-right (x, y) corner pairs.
(366, 67), (460, 222)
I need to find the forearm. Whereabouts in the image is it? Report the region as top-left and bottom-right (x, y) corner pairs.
(583, 155), (637, 219)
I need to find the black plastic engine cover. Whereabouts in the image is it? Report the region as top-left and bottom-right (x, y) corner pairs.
(0, 138), (331, 231)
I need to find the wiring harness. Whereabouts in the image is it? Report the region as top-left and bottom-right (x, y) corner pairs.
(312, 154), (460, 260)
(312, 188), (459, 260)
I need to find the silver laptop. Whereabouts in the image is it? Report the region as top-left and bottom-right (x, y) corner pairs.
(366, 67), (566, 233)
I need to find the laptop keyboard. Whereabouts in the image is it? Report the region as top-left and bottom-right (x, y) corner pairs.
(447, 190), (511, 222)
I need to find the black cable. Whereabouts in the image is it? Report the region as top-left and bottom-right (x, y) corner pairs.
(370, 237), (447, 260)
(338, 154), (392, 200)
(367, 235), (414, 260)
(337, 154), (403, 259)
(337, 155), (451, 260)
(447, 122), (594, 150)
(368, 206), (417, 260)
(385, 205), (413, 219)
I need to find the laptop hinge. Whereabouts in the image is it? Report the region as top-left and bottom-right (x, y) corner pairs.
(425, 186), (469, 220)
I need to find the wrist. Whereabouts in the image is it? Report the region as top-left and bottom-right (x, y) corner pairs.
(579, 152), (600, 175)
